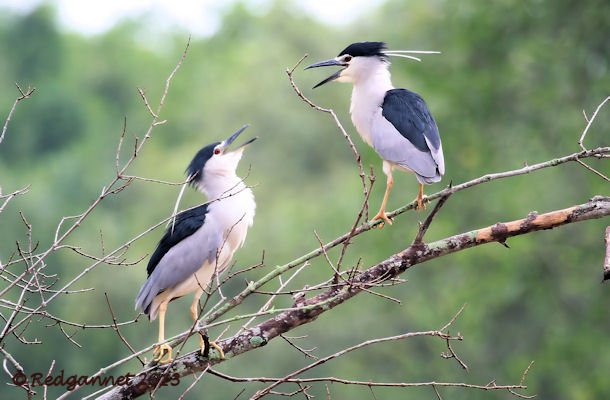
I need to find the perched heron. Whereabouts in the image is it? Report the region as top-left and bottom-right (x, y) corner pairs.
(135, 125), (257, 363)
(306, 41), (444, 226)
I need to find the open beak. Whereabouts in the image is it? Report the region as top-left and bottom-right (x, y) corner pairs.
(221, 124), (257, 153)
(305, 58), (347, 89)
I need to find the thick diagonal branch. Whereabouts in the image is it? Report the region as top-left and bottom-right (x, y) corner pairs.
(98, 196), (610, 400)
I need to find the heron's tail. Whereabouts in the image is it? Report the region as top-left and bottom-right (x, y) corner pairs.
(135, 279), (159, 320)
(416, 170), (442, 184)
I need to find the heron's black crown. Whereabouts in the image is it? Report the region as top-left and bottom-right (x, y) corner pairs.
(338, 41), (387, 58)
(186, 142), (220, 185)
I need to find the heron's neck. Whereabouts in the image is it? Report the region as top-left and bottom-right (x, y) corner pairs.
(350, 68), (394, 145)
(202, 174), (250, 201)
(202, 173), (256, 250)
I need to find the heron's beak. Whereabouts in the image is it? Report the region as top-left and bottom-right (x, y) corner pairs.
(222, 124), (257, 153)
(305, 58), (347, 89)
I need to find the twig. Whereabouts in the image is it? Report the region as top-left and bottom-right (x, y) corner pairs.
(357, 286), (402, 304)
(280, 334), (318, 359)
(209, 371), (527, 396)
(268, 384), (313, 398)
(58, 323), (81, 348)
(177, 366), (210, 400)
(0, 186), (30, 215)
(114, 117), (127, 174)
(313, 231), (345, 283)
(508, 362), (537, 398)
(43, 360), (55, 400)
(336, 168), (376, 272)
(432, 385), (443, 400)
(1, 84), (35, 145)
(575, 159), (609, 181)
(0, 273), (35, 343)
(578, 96), (610, 151)
(413, 190), (452, 245)
(520, 361), (535, 386)
(233, 388), (246, 400)
(104, 293), (145, 365)
(440, 334), (468, 370)
(236, 262), (310, 335)
(1, 346), (36, 398)
(440, 304), (466, 332)
(222, 251), (265, 284)
(137, 88), (159, 118)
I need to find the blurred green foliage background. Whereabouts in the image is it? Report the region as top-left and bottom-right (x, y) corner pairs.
(0, 0), (609, 399)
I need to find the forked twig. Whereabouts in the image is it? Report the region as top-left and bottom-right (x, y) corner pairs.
(1, 84), (35, 145)
(579, 96), (610, 151)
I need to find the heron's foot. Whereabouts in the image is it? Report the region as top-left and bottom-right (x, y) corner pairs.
(371, 211), (393, 228)
(199, 334), (225, 359)
(209, 341), (225, 359)
(153, 343), (173, 364)
(415, 195), (428, 211)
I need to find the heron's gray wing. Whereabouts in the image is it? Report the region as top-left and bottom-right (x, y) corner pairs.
(374, 89), (445, 179)
(148, 215), (222, 289)
(146, 204), (209, 276)
(135, 204), (223, 314)
(371, 111), (440, 183)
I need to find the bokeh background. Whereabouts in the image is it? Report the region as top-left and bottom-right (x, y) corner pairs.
(0, 0), (609, 398)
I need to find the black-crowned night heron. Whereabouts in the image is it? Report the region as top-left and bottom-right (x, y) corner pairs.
(135, 125), (256, 363)
(306, 41), (444, 226)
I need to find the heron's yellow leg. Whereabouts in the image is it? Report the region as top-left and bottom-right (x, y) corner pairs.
(416, 183), (426, 211)
(189, 291), (201, 321)
(190, 291), (225, 359)
(372, 171), (394, 228)
(153, 302), (173, 364)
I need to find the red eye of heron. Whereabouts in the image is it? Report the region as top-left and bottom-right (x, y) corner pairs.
(344, 55), (352, 62)
(214, 148), (221, 155)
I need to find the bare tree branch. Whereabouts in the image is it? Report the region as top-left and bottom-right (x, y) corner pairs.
(579, 96), (610, 151)
(97, 196), (609, 400)
(190, 145), (609, 332)
(0, 84), (35, 145)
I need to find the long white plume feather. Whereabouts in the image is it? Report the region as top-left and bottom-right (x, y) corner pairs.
(168, 179), (190, 234)
(385, 50), (442, 54)
(383, 49), (441, 62)
(384, 53), (423, 61)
